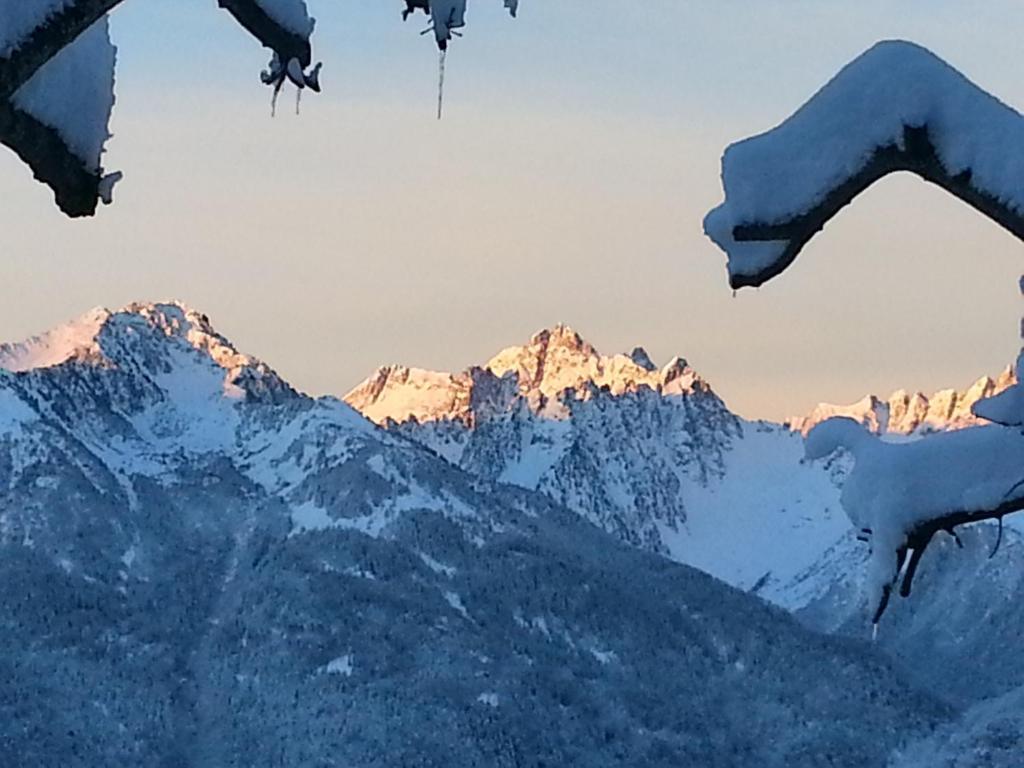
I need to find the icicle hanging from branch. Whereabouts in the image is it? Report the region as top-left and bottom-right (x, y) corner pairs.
(262, 54), (321, 116)
(437, 49), (447, 120)
(403, 1), (521, 120)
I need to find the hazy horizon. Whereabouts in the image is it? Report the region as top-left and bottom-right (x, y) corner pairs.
(3, 0), (1024, 420)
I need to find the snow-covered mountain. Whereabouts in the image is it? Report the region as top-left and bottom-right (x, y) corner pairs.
(0, 303), (948, 767)
(346, 327), (1024, 618)
(344, 325), (1024, 724)
(790, 368), (1016, 436)
(346, 324), (711, 426)
(787, 524), (1024, 701)
(346, 325), (851, 597)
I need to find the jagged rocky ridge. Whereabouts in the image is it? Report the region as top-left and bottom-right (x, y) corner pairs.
(346, 324), (1024, 735)
(0, 303), (953, 767)
(790, 368), (1016, 436)
(346, 325), (847, 586)
(349, 325), (743, 556)
(347, 327), (1022, 602)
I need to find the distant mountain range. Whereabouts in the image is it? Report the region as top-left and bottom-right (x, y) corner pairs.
(1, 303), (1020, 766)
(342, 321), (1024, 719)
(789, 368), (1016, 436)
(345, 323), (1020, 606)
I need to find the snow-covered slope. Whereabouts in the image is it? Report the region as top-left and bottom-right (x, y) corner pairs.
(0, 306), (108, 371)
(890, 683), (1024, 768)
(345, 327), (1024, 710)
(789, 524), (1024, 706)
(0, 302), (946, 767)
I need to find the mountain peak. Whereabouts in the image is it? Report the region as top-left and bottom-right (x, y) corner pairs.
(485, 326), (710, 402)
(629, 346), (656, 371)
(0, 305), (110, 372)
(0, 301), (296, 403)
(528, 323), (593, 352)
(347, 326), (717, 426)
(346, 365), (479, 425)
(0, 301), (208, 372)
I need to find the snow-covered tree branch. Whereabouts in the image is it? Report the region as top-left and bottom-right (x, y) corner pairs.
(219, 0), (315, 69)
(805, 417), (1024, 627)
(704, 39), (1024, 628)
(0, 0), (520, 217)
(0, 0), (324, 217)
(0, 0), (524, 217)
(2, 11), (119, 217)
(0, 0), (120, 100)
(0, 99), (110, 217)
(0, 0), (321, 99)
(705, 40), (1024, 290)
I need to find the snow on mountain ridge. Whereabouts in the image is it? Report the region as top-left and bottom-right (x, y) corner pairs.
(789, 366), (1016, 436)
(0, 302), (472, 539)
(346, 324), (715, 427)
(0, 301), (296, 403)
(344, 325), (1024, 622)
(345, 326), (848, 581)
(345, 365), (509, 427)
(0, 305), (109, 372)
(485, 323), (708, 403)
(4, 306), (1009, 623)
(0, 301), (1015, 751)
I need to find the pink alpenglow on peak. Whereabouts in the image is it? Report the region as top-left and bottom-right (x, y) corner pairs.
(345, 325), (715, 426)
(791, 367), (1016, 437)
(0, 302), (296, 403)
(0, 306), (110, 372)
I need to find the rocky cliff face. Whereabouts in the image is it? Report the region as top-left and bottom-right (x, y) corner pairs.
(346, 325), (715, 426)
(347, 325), (828, 563)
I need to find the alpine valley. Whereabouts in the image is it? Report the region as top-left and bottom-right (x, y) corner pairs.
(2, 303), (1021, 766)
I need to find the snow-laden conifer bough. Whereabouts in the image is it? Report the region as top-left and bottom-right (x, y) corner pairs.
(0, 1), (521, 216)
(704, 39), (1024, 630)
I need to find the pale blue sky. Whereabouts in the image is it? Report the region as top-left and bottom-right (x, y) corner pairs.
(2, 1), (1024, 419)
